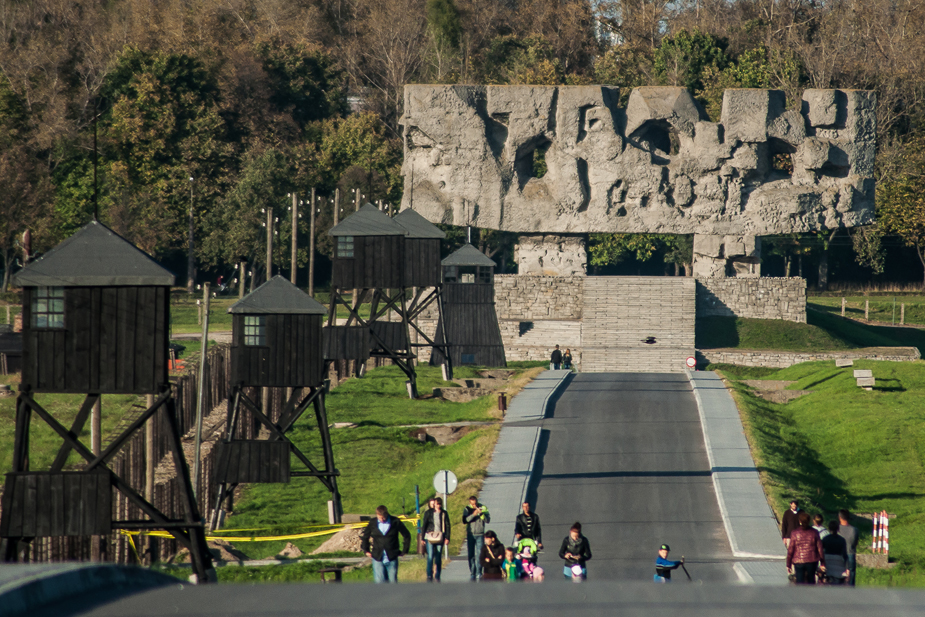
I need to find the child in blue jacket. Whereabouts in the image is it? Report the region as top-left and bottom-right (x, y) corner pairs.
(654, 544), (684, 582)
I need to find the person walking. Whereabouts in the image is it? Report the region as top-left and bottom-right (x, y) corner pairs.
(550, 345), (562, 370)
(558, 522), (592, 580)
(812, 514), (829, 539)
(787, 511), (825, 585)
(360, 505), (412, 583)
(480, 531), (505, 580)
(563, 349), (573, 370)
(421, 496), (451, 582)
(838, 509), (859, 586)
(514, 501), (543, 554)
(654, 544), (684, 583)
(821, 520), (849, 584)
(462, 496), (490, 580)
(781, 499), (800, 548)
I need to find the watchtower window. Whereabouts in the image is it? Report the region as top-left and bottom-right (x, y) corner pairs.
(243, 315), (266, 346)
(477, 267), (492, 284)
(443, 266), (459, 283)
(337, 236), (355, 258)
(461, 272), (475, 283)
(32, 287), (65, 329)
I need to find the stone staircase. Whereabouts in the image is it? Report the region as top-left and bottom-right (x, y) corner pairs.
(579, 277), (695, 373)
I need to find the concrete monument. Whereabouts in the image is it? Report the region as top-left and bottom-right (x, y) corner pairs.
(400, 85), (876, 275)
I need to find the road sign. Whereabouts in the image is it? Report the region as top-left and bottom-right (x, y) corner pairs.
(433, 470), (458, 495)
(686, 356), (697, 369)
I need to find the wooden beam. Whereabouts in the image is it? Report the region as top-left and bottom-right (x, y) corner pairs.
(50, 394), (99, 472)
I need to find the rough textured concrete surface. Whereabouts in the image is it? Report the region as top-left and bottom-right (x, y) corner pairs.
(401, 85), (876, 235)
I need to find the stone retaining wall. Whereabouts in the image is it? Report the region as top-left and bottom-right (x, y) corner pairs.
(698, 347), (921, 369)
(696, 278), (806, 322)
(494, 275), (584, 321)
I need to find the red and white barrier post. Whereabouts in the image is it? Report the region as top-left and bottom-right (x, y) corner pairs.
(883, 510), (889, 557)
(872, 512), (880, 553)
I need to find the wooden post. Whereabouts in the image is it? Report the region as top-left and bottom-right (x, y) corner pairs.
(91, 395), (102, 562)
(192, 283), (210, 501)
(145, 392), (156, 565)
(266, 208), (273, 282)
(841, 297), (846, 317)
(901, 303), (905, 325)
(334, 188), (340, 227)
(355, 189), (360, 211)
(291, 193), (298, 285)
(309, 188), (316, 296)
(865, 299), (869, 321)
(239, 261), (246, 299)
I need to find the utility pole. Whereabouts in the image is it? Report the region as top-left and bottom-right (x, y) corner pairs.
(266, 208), (273, 282)
(354, 188), (360, 211)
(193, 283), (210, 501)
(290, 193), (298, 285)
(334, 188), (340, 227)
(239, 261), (246, 299)
(309, 188), (316, 296)
(187, 176), (195, 293)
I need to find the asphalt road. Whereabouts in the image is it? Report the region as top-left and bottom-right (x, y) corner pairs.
(526, 372), (736, 583)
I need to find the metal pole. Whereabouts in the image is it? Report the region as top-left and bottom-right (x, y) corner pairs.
(309, 188), (316, 296)
(291, 193), (298, 285)
(187, 176), (195, 293)
(192, 283), (211, 501)
(266, 208), (273, 282)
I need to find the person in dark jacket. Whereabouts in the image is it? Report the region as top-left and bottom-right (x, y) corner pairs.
(558, 522), (592, 579)
(463, 496), (490, 580)
(480, 530), (505, 580)
(781, 499), (800, 548)
(820, 519), (849, 584)
(361, 505), (412, 583)
(787, 511), (825, 584)
(421, 496), (451, 582)
(654, 544), (684, 583)
(514, 501), (543, 553)
(551, 345), (562, 370)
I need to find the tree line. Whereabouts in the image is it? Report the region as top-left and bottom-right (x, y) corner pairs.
(1, 0), (924, 290)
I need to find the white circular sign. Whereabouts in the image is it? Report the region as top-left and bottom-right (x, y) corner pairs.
(686, 356), (697, 369)
(433, 470), (458, 495)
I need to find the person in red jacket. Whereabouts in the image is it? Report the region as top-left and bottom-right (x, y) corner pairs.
(787, 511), (826, 584)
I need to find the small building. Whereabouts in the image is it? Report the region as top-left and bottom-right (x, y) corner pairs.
(13, 220), (173, 394)
(394, 208), (445, 288)
(228, 275), (327, 388)
(329, 203), (408, 290)
(432, 244), (506, 367)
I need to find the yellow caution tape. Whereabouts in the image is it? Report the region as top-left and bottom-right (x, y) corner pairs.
(118, 516), (419, 544)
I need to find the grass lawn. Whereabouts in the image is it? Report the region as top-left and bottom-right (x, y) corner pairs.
(716, 359), (925, 586)
(153, 560), (373, 583)
(697, 310), (925, 356)
(809, 295), (925, 326)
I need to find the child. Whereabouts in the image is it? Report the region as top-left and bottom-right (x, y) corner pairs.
(654, 544), (683, 583)
(518, 545), (545, 581)
(516, 537), (540, 563)
(501, 547), (524, 581)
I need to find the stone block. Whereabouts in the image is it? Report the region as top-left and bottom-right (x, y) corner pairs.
(857, 377), (875, 388)
(721, 89), (785, 143)
(625, 86), (705, 138)
(853, 369), (873, 378)
(835, 359), (854, 367)
(802, 89), (839, 127)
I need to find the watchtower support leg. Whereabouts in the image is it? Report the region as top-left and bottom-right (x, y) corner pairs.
(313, 391), (341, 523)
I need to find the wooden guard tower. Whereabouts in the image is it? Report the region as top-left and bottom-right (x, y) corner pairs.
(431, 244), (506, 368)
(0, 221), (214, 581)
(392, 208), (452, 378)
(325, 204), (419, 397)
(212, 276), (339, 525)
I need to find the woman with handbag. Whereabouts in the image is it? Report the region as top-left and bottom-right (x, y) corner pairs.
(422, 496), (451, 581)
(480, 531), (505, 580)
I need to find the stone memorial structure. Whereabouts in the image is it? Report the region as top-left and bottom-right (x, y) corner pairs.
(401, 85), (875, 276)
(401, 84), (876, 371)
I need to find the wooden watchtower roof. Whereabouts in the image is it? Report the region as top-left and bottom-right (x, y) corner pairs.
(442, 243), (497, 268)
(229, 276), (327, 388)
(13, 221), (174, 394)
(329, 203), (407, 237)
(14, 220), (175, 287)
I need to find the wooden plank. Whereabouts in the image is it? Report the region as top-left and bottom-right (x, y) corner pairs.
(94, 473), (112, 535)
(50, 473), (65, 537)
(99, 288), (118, 392)
(135, 287), (157, 392)
(117, 287), (137, 392)
(71, 289), (93, 392)
(65, 472), (83, 536)
(53, 330), (67, 391)
(80, 473), (95, 537)
(7, 475), (27, 536)
(22, 474), (38, 536)
(153, 287), (167, 389)
(34, 473), (52, 536)
(89, 288), (102, 391)
(20, 288), (33, 388)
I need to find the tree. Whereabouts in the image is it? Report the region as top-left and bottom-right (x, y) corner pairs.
(879, 171), (925, 288)
(653, 28), (728, 92)
(477, 36), (565, 85)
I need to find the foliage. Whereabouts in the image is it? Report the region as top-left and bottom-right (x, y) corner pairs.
(877, 136), (925, 287)
(477, 36), (564, 85)
(427, 0), (462, 50)
(653, 29), (729, 92)
(588, 233), (690, 271)
(852, 226), (886, 275)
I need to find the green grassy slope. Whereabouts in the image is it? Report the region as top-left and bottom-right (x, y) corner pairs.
(810, 296), (925, 326)
(720, 360), (925, 586)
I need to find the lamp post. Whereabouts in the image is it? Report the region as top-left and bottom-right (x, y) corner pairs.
(187, 176), (195, 293)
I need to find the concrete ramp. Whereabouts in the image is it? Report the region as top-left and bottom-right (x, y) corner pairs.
(580, 277), (695, 372)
